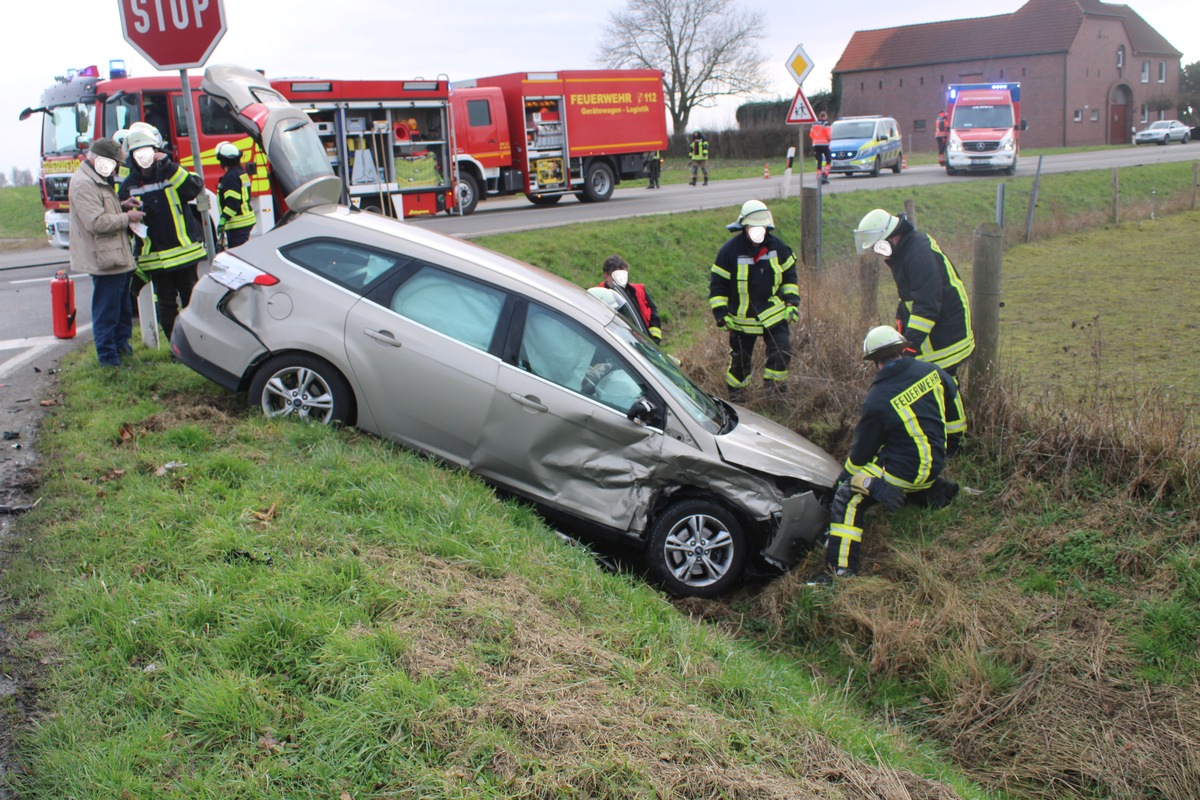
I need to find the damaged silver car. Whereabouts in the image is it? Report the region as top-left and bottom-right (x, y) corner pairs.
(173, 65), (841, 598)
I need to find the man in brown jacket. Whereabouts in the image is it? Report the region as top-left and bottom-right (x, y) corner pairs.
(68, 138), (146, 367)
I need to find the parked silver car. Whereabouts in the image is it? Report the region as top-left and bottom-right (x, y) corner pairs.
(1132, 120), (1191, 145)
(174, 65), (841, 598)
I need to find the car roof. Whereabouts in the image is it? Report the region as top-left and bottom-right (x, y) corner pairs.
(282, 205), (614, 325)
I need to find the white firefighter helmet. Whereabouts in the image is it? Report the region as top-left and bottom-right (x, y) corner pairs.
(853, 209), (901, 254)
(216, 141), (242, 163)
(124, 128), (160, 155)
(112, 128), (131, 148)
(862, 325), (908, 360)
(128, 121), (164, 149)
(726, 199), (775, 231)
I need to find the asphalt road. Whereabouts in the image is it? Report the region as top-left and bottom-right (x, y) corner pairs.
(2, 142), (1197, 506)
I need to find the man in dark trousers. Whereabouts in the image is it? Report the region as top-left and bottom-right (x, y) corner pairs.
(853, 209), (974, 378)
(67, 138), (146, 367)
(215, 141), (257, 249)
(119, 128), (206, 341)
(935, 111), (950, 166)
(708, 200), (800, 401)
(598, 255), (662, 343)
(810, 326), (964, 584)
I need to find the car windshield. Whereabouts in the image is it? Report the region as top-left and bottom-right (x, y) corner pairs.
(952, 104), (1013, 129)
(1147, 121), (1170, 130)
(608, 324), (726, 433)
(830, 120), (875, 139)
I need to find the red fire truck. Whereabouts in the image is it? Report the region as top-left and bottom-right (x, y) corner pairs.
(20, 61), (275, 248)
(450, 70), (669, 214)
(271, 77), (455, 218)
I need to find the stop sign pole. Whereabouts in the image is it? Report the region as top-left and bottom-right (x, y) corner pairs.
(118, 0), (228, 262)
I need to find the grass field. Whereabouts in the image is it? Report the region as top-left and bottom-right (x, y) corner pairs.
(3, 157), (1200, 800)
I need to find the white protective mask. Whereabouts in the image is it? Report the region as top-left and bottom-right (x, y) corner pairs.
(873, 239), (893, 258)
(747, 226), (767, 244)
(132, 147), (157, 169)
(92, 156), (117, 178)
(610, 269), (629, 288)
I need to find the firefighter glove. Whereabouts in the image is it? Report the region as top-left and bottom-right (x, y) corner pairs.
(870, 478), (906, 512)
(715, 315), (728, 330)
(784, 305), (801, 324)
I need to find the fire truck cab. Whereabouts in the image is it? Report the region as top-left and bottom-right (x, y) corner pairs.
(21, 61), (274, 248)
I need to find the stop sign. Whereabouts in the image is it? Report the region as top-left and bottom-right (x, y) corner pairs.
(118, 0), (227, 70)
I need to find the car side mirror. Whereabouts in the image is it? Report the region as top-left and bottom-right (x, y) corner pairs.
(627, 397), (657, 426)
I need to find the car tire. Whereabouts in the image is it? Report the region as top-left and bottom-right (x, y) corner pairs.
(1005, 158), (1018, 176)
(1183, 133), (1191, 144)
(870, 156), (881, 177)
(248, 353), (353, 426)
(454, 172), (480, 216)
(891, 153), (902, 174)
(527, 194), (562, 206)
(1157, 138), (1167, 146)
(580, 161), (615, 202)
(646, 499), (747, 598)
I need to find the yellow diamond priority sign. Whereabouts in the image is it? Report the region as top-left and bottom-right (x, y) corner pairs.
(786, 44), (814, 86)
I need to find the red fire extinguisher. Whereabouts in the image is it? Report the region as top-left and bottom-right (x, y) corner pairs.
(51, 270), (77, 339)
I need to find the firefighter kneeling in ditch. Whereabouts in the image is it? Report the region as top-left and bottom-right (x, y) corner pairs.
(809, 325), (965, 585)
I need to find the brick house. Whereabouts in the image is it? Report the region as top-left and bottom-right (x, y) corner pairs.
(831, 0), (1182, 151)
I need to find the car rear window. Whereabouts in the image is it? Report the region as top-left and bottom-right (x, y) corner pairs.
(281, 239), (410, 293)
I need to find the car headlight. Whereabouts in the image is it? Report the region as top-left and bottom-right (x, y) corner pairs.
(1000, 133), (1015, 151)
(948, 139), (962, 152)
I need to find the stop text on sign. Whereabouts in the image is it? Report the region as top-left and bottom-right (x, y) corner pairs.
(128, 0), (215, 33)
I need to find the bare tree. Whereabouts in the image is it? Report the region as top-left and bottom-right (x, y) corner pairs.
(597, 0), (770, 133)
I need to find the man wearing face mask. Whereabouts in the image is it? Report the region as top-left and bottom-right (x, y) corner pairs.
(708, 200), (800, 401)
(68, 138), (147, 367)
(598, 255), (662, 343)
(119, 129), (206, 341)
(853, 209), (974, 378)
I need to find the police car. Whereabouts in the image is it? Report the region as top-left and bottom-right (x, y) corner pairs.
(828, 115), (903, 177)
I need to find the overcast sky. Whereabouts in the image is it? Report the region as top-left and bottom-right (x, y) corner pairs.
(2, 0), (1196, 175)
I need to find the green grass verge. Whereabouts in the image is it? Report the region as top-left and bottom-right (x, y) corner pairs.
(0, 186), (44, 240)
(3, 348), (998, 799)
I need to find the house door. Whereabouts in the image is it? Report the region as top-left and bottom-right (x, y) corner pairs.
(1109, 84), (1133, 144)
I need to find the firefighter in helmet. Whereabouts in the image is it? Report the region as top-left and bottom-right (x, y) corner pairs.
(688, 131), (709, 186)
(810, 325), (964, 584)
(118, 128), (206, 341)
(215, 141), (256, 249)
(935, 110), (950, 166)
(708, 200), (800, 401)
(853, 209), (974, 378)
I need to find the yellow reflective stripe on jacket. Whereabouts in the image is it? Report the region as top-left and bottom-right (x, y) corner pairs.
(221, 172), (256, 230)
(887, 368), (944, 486)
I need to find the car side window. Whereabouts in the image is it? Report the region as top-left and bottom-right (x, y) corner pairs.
(389, 265), (505, 352)
(282, 239), (410, 293)
(519, 305), (645, 413)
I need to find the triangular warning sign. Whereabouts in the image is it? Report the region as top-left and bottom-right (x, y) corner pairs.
(785, 89), (817, 125)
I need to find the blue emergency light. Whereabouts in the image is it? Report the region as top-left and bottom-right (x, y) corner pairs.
(109, 60), (128, 79)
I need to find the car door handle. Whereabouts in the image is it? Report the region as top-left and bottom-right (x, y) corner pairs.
(364, 328), (402, 347)
(508, 392), (547, 412)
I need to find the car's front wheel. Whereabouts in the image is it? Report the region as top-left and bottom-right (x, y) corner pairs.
(248, 353), (352, 426)
(646, 499), (747, 597)
(870, 156), (881, 177)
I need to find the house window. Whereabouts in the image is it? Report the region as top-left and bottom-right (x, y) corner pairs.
(1073, 109), (1082, 122)
(899, 78), (903, 88)
(1140, 104), (1148, 123)
(1117, 46), (1125, 68)
(1141, 61), (1150, 83)
(920, 76), (924, 86)
(914, 119), (926, 131)
(1158, 62), (1166, 82)
(1090, 109), (1100, 122)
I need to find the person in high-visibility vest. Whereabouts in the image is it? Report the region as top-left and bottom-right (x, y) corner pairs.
(119, 129), (206, 342)
(597, 255), (662, 343)
(215, 141), (257, 249)
(708, 200), (800, 401)
(808, 326), (963, 584)
(810, 111), (832, 185)
(935, 111), (950, 166)
(688, 131), (709, 186)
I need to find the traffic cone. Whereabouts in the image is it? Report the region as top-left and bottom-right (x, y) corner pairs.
(901, 154), (908, 170)
(763, 163), (770, 179)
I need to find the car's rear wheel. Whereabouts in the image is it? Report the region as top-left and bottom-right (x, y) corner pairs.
(248, 353), (352, 426)
(647, 499), (747, 598)
(1183, 132), (1191, 144)
(891, 153), (902, 173)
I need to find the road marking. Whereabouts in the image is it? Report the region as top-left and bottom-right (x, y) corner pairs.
(0, 326), (91, 379)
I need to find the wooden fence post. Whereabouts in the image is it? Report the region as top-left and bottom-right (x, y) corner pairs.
(859, 253), (879, 326)
(1112, 167), (1120, 224)
(800, 186), (819, 268)
(970, 222), (1004, 393)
